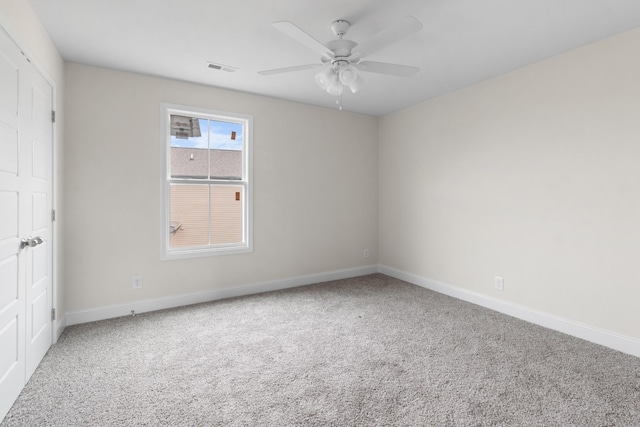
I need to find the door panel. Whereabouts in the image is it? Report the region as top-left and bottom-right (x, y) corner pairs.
(0, 192), (18, 241)
(0, 124), (18, 175)
(30, 288), (48, 339)
(0, 255), (18, 313)
(0, 317), (20, 386)
(32, 192), (47, 230)
(32, 139), (48, 180)
(0, 45), (18, 114)
(32, 244), (47, 284)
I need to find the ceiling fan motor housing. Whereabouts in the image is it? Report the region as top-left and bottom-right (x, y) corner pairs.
(331, 20), (350, 37)
(326, 39), (357, 59)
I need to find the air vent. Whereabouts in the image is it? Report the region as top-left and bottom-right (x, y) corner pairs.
(207, 62), (238, 73)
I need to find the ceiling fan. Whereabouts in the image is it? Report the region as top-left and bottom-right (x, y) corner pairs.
(258, 16), (423, 109)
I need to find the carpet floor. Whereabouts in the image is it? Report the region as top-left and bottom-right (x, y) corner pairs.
(3, 274), (640, 426)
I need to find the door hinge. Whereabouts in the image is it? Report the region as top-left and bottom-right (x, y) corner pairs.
(51, 308), (56, 321)
(51, 110), (56, 123)
(51, 209), (56, 222)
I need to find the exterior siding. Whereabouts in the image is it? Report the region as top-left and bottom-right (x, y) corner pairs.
(210, 185), (243, 245)
(169, 185), (209, 248)
(170, 184), (243, 248)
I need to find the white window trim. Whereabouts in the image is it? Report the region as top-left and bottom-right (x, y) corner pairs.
(160, 103), (253, 260)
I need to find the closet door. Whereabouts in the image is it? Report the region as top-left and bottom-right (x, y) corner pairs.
(0, 27), (53, 421)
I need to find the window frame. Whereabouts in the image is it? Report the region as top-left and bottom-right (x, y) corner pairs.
(160, 103), (253, 260)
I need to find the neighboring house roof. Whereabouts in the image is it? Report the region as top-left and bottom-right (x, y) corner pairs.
(171, 147), (242, 180)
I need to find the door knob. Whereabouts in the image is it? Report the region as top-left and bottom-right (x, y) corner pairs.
(20, 236), (44, 249)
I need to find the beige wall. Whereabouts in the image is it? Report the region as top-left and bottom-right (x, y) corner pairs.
(64, 63), (378, 312)
(7, 0), (637, 345)
(0, 0), (65, 330)
(379, 28), (640, 340)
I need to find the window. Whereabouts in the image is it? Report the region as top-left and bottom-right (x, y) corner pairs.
(161, 104), (252, 259)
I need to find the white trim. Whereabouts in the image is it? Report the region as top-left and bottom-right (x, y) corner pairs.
(159, 103), (253, 260)
(379, 265), (640, 359)
(60, 263), (640, 359)
(55, 317), (67, 340)
(65, 265), (378, 326)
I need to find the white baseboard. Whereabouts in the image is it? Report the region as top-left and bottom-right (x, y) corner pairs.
(379, 265), (640, 359)
(55, 317), (67, 341)
(59, 263), (640, 359)
(64, 265), (379, 327)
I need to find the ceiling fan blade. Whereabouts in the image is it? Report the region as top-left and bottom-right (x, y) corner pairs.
(258, 63), (323, 76)
(273, 21), (334, 60)
(354, 61), (419, 77)
(353, 16), (423, 58)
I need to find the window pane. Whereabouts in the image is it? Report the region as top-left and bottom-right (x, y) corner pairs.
(210, 185), (243, 245)
(170, 117), (210, 179)
(170, 184), (209, 248)
(170, 118), (243, 180)
(209, 121), (243, 180)
(210, 149), (242, 180)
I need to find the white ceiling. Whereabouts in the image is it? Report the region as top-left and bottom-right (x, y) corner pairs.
(28, 0), (640, 116)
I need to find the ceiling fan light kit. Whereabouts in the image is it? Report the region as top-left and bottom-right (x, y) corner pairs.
(259, 16), (423, 110)
(314, 60), (361, 107)
(326, 78), (343, 97)
(314, 67), (334, 90)
(337, 62), (358, 87)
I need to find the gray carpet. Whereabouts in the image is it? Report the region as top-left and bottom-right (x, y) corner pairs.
(3, 274), (640, 426)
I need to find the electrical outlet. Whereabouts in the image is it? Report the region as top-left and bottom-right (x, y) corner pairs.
(494, 276), (504, 291)
(132, 275), (143, 290)
(363, 248), (369, 259)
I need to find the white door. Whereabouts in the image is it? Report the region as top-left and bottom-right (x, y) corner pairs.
(0, 27), (53, 420)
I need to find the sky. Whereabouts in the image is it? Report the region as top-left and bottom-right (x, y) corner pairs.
(171, 118), (243, 150)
